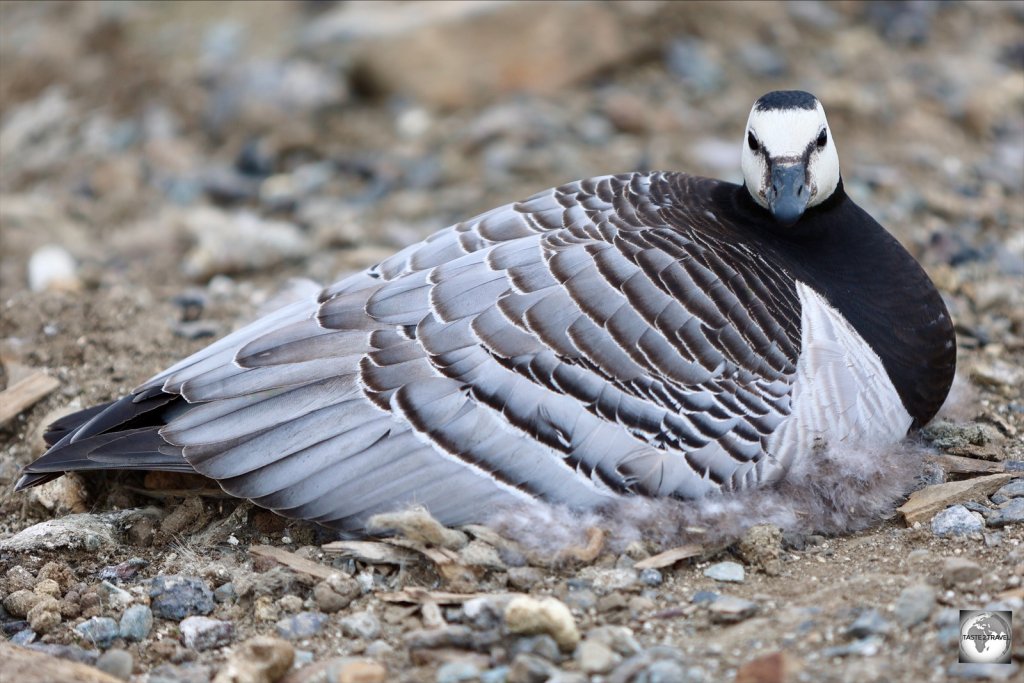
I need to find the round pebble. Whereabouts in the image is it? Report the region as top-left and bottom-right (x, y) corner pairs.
(96, 649), (134, 680)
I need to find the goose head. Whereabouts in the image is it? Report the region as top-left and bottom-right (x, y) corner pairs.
(741, 90), (841, 227)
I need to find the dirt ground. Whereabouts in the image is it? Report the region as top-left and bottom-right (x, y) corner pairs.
(1, 2), (1023, 682)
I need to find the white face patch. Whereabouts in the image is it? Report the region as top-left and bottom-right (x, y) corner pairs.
(741, 99), (841, 211)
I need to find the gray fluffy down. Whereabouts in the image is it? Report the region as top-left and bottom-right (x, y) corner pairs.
(486, 437), (933, 556)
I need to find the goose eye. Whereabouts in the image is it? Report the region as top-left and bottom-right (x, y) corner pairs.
(747, 131), (759, 152)
(816, 129), (827, 148)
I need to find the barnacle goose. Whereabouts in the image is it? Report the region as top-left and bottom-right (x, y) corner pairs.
(17, 91), (956, 534)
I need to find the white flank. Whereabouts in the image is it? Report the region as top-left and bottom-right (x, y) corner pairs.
(767, 281), (912, 470)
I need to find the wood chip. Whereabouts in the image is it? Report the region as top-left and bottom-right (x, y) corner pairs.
(634, 543), (705, 570)
(321, 540), (426, 566)
(898, 474), (1013, 526)
(0, 371), (59, 426)
(249, 545), (337, 581)
(386, 538), (461, 565)
(931, 454), (1007, 476)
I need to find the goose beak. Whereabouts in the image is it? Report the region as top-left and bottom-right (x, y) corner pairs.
(767, 162), (810, 227)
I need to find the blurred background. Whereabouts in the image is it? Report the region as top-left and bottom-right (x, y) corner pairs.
(0, 0), (1022, 466)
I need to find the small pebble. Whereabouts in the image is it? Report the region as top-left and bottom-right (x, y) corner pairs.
(180, 615), (234, 651)
(691, 590), (718, 604)
(213, 636), (294, 683)
(994, 479), (1024, 499)
(96, 649), (134, 680)
(275, 611), (328, 639)
(932, 504), (985, 537)
(480, 667), (510, 683)
(150, 575), (215, 620)
(576, 639), (619, 674)
(509, 634), (561, 663)
(339, 610), (382, 640)
(942, 557), (982, 587)
(586, 625), (642, 656)
(846, 609), (892, 638)
(708, 595), (758, 623)
(506, 653), (556, 683)
(213, 582), (237, 604)
(436, 659), (482, 683)
(325, 658), (387, 683)
(365, 639), (393, 657)
(893, 584), (935, 627)
(314, 572), (360, 613)
(75, 616), (121, 648)
(987, 498), (1024, 527)
(11, 628), (36, 645)
(28, 245), (80, 292)
(607, 646), (692, 683)
(639, 568), (663, 587)
(703, 561), (745, 583)
(119, 604), (153, 641)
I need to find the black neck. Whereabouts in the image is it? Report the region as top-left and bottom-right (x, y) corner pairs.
(720, 180), (955, 427)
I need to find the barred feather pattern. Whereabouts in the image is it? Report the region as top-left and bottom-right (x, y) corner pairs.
(21, 172), (915, 532)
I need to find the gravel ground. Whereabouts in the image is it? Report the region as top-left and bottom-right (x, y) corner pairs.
(1, 2), (1023, 682)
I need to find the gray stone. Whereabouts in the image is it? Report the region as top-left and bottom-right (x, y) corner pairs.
(586, 625), (642, 656)
(995, 479), (1024, 499)
(708, 595), (758, 623)
(987, 498), (1024, 527)
(339, 610), (382, 640)
(0, 511), (141, 552)
(276, 611), (329, 639)
(506, 653), (556, 683)
(75, 616), (120, 648)
(893, 584), (935, 627)
(563, 588), (597, 612)
(436, 659), (482, 683)
(932, 504), (985, 537)
(508, 634), (561, 662)
(607, 646), (695, 683)
(96, 648), (134, 680)
(639, 568), (663, 587)
(213, 582), (236, 604)
(11, 628), (36, 645)
(691, 590), (718, 605)
(480, 667), (509, 683)
(150, 575), (214, 621)
(365, 639), (393, 657)
(942, 557), (983, 586)
(180, 615), (233, 651)
(576, 639), (619, 674)
(119, 605), (153, 641)
(846, 609), (892, 638)
(703, 561), (745, 583)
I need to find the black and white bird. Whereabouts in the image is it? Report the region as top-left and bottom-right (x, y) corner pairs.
(17, 91), (956, 534)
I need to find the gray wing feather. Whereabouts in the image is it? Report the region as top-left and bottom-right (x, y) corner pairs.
(37, 172), (805, 530)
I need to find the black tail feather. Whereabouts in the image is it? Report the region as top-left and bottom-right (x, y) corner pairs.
(17, 390), (196, 491)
